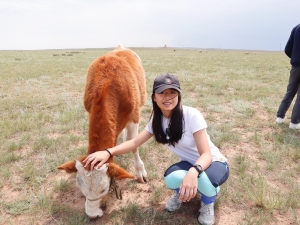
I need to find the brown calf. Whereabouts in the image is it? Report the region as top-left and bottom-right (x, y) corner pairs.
(57, 45), (147, 218)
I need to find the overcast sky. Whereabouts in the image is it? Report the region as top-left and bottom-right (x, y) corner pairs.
(0, 0), (299, 51)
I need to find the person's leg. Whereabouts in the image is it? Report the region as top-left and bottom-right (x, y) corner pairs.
(198, 162), (229, 225)
(164, 161), (189, 212)
(164, 161), (229, 196)
(200, 161), (229, 203)
(164, 161), (229, 225)
(290, 67), (300, 125)
(277, 67), (300, 119)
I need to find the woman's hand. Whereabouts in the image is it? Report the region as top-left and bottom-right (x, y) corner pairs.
(179, 168), (198, 202)
(83, 150), (111, 170)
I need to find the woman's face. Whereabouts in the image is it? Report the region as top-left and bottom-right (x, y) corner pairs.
(153, 88), (179, 118)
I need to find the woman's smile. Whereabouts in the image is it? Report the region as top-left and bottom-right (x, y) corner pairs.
(154, 88), (179, 118)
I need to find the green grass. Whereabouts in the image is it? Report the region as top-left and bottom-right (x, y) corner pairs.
(0, 48), (299, 224)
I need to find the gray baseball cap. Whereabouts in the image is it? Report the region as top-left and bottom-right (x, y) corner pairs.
(153, 74), (181, 93)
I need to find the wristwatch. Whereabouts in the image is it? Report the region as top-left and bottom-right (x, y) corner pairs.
(193, 164), (203, 178)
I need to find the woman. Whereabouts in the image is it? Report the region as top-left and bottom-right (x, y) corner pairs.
(83, 73), (229, 225)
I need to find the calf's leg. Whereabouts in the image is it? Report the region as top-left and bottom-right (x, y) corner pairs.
(125, 122), (147, 183)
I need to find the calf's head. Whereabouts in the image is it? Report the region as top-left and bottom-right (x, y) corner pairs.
(57, 158), (135, 219)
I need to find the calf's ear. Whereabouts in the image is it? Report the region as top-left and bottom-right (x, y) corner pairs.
(57, 160), (77, 173)
(107, 163), (135, 180)
(57, 155), (88, 173)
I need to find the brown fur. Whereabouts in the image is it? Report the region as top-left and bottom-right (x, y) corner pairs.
(57, 45), (146, 179)
(84, 46), (146, 155)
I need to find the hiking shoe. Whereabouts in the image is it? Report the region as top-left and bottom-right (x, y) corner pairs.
(198, 201), (215, 225)
(289, 122), (300, 130)
(276, 117), (284, 124)
(165, 192), (182, 212)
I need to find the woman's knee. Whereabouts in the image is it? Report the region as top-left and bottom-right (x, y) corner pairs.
(164, 161), (192, 190)
(205, 162), (229, 187)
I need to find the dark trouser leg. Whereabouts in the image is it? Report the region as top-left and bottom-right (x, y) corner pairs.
(277, 67), (300, 119)
(291, 68), (300, 123)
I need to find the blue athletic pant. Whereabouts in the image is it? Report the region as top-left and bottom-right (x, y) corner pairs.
(164, 161), (229, 204)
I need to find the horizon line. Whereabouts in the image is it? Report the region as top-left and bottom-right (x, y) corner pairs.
(0, 46), (283, 52)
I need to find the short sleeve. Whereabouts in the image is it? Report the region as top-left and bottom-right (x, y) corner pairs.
(145, 118), (154, 134)
(187, 107), (207, 134)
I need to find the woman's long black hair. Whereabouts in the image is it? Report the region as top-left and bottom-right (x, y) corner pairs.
(150, 91), (184, 147)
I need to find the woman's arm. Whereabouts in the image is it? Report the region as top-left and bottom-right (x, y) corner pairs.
(192, 129), (213, 169)
(83, 129), (153, 169)
(179, 129), (212, 202)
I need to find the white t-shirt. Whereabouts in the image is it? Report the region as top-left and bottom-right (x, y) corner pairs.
(145, 105), (227, 165)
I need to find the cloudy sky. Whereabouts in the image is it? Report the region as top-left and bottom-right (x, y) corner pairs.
(0, 0), (299, 51)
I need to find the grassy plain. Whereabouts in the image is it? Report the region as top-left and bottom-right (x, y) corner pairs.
(0, 48), (299, 225)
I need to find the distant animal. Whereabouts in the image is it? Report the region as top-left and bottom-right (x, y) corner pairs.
(57, 45), (147, 218)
